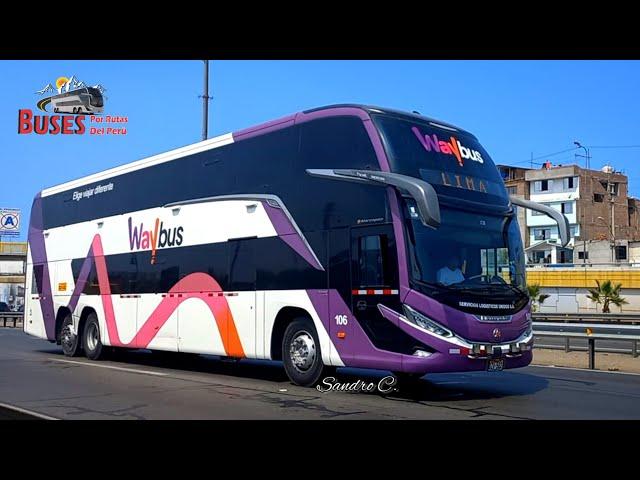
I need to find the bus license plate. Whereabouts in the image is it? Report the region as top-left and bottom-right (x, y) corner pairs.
(487, 358), (504, 372)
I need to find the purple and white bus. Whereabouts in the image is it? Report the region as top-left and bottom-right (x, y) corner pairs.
(24, 104), (569, 386)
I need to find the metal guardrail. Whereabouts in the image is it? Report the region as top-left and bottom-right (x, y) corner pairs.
(533, 312), (640, 324)
(533, 321), (640, 369)
(0, 312), (23, 328)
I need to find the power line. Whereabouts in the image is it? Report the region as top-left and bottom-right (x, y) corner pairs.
(513, 147), (578, 165)
(512, 144), (640, 166)
(587, 145), (640, 149)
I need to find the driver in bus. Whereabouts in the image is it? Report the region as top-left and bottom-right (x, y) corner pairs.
(437, 255), (465, 286)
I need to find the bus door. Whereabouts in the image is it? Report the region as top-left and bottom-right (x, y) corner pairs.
(349, 225), (403, 353)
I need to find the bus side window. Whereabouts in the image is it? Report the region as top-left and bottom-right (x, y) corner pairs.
(32, 265), (44, 296)
(357, 235), (389, 288)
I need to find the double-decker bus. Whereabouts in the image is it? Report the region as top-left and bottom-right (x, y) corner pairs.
(24, 104), (569, 386)
(50, 87), (104, 114)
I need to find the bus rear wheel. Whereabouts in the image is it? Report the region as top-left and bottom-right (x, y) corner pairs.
(82, 313), (104, 360)
(282, 317), (327, 387)
(60, 313), (81, 357)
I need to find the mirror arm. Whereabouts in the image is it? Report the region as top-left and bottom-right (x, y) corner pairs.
(306, 169), (441, 228)
(509, 195), (571, 247)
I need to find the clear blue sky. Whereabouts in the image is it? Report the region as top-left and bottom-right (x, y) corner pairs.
(2, 60), (640, 241)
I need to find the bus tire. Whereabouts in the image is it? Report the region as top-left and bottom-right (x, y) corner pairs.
(60, 313), (82, 357)
(54, 107), (59, 113)
(282, 317), (327, 387)
(82, 313), (104, 360)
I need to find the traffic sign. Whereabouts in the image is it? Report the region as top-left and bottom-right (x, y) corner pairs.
(0, 208), (21, 237)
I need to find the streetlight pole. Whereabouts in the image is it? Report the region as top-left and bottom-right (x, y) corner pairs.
(201, 60), (210, 141)
(574, 141), (591, 170)
(574, 141), (591, 264)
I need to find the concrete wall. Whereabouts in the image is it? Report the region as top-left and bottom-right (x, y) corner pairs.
(538, 287), (640, 313)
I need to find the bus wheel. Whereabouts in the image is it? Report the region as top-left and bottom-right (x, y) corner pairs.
(54, 107), (59, 113)
(282, 317), (327, 387)
(60, 313), (81, 357)
(82, 313), (104, 360)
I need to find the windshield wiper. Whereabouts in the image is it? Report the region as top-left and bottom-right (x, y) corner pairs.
(493, 283), (527, 297)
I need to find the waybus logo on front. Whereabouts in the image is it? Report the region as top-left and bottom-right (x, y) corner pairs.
(17, 75), (128, 136)
(128, 217), (184, 264)
(412, 126), (484, 166)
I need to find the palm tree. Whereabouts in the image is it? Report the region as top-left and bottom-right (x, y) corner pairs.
(586, 279), (628, 313)
(527, 284), (550, 312)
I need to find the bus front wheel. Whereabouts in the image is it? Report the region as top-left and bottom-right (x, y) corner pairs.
(282, 317), (327, 387)
(82, 313), (104, 361)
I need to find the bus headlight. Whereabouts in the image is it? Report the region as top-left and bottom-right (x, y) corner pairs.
(402, 305), (453, 338)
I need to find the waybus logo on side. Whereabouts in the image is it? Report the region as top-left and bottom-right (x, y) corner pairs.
(128, 217), (184, 264)
(411, 126), (484, 167)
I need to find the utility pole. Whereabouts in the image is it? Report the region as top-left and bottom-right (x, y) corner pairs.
(574, 141), (591, 170)
(201, 60), (210, 141)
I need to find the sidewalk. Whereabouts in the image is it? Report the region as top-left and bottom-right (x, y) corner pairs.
(533, 348), (640, 374)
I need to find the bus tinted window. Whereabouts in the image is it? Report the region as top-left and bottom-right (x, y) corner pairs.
(358, 235), (387, 287)
(372, 114), (508, 205)
(299, 116), (379, 171)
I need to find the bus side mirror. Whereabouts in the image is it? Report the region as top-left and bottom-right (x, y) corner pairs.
(306, 169), (441, 229)
(509, 195), (570, 247)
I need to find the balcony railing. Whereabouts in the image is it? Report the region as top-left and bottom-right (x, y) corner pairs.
(0, 242), (27, 255)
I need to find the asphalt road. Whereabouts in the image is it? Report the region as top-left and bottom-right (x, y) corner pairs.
(1, 328), (640, 420)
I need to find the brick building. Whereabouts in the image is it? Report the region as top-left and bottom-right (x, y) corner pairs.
(498, 163), (640, 264)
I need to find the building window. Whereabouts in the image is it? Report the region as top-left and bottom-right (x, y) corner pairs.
(610, 182), (619, 196)
(564, 177), (575, 190)
(534, 180), (550, 192)
(561, 202), (573, 214)
(506, 186), (517, 195)
(534, 228), (551, 240)
(570, 225), (578, 238)
(578, 251), (589, 260)
(615, 245), (627, 261)
(594, 193), (605, 203)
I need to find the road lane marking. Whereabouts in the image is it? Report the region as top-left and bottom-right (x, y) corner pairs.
(531, 364), (640, 377)
(0, 402), (59, 420)
(49, 358), (168, 377)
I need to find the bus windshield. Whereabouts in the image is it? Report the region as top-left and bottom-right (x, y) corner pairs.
(404, 199), (526, 295)
(88, 88), (103, 107)
(372, 114), (508, 206)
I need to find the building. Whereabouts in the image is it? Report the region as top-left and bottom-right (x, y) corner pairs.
(498, 163), (640, 265)
(0, 242), (26, 312)
(498, 165), (530, 247)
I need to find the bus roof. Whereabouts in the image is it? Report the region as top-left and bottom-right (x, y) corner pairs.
(302, 104), (475, 137)
(40, 104), (475, 197)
